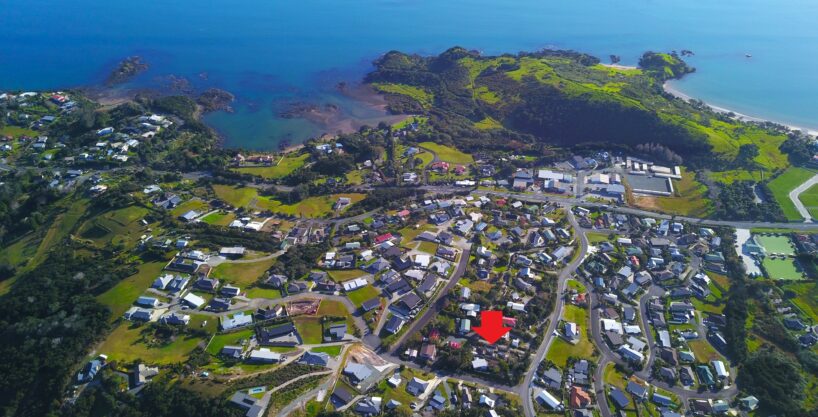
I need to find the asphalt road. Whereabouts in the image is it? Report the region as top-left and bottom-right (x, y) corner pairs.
(384, 246), (473, 354)
(519, 207), (590, 417)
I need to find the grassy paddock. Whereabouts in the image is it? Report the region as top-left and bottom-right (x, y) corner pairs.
(418, 142), (474, 164)
(767, 167), (817, 221)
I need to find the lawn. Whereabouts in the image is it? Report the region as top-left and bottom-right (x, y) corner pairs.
(310, 345), (343, 357)
(418, 142), (474, 164)
(347, 285), (380, 308)
(201, 211), (236, 226)
(603, 362), (628, 389)
(230, 153), (310, 179)
(786, 281), (818, 322)
(327, 269), (367, 282)
(417, 241), (438, 254)
(767, 167), (817, 221)
(799, 182), (818, 219)
(169, 199), (209, 217)
(98, 322), (206, 364)
(397, 224), (436, 248)
(245, 287), (282, 299)
(587, 232), (611, 244)
(762, 257), (804, 281)
(206, 329), (255, 356)
(546, 305), (596, 367)
(756, 234), (796, 255)
(96, 262), (167, 319)
(687, 339), (724, 362)
(31, 198), (90, 265)
(293, 317), (324, 344)
(209, 257), (277, 287)
(0, 125), (37, 138)
(212, 185), (258, 208)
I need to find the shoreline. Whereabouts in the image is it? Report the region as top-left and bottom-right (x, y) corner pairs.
(663, 81), (818, 137)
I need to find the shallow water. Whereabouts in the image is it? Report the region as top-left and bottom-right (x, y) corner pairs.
(2, 0), (817, 148)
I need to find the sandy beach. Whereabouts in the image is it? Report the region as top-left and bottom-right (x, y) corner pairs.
(663, 81), (818, 136)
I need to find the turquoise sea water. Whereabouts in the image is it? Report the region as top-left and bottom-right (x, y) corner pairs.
(2, 0), (817, 149)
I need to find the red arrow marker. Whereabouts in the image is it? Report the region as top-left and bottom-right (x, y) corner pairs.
(472, 310), (511, 344)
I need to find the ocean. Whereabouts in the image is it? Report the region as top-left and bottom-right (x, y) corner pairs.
(2, 0), (817, 149)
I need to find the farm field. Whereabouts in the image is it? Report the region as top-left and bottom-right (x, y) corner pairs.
(201, 211), (236, 226)
(767, 167), (817, 221)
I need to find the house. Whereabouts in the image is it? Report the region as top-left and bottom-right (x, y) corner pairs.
(221, 345), (244, 359)
(740, 395), (759, 411)
(208, 297), (231, 312)
(384, 316), (405, 334)
(392, 292), (422, 317)
(221, 285), (241, 298)
(652, 393), (674, 407)
(182, 292), (206, 309)
(325, 323), (347, 341)
(569, 386), (592, 409)
(300, 351), (330, 367)
(354, 397), (382, 416)
(535, 390), (563, 411)
(77, 359), (103, 383)
(159, 311), (191, 326)
(626, 381), (648, 401)
(221, 312), (253, 330)
(332, 387), (354, 407)
(258, 323), (301, 346)
(406, 377), (430, 396)
(248, 348), (282, 363)
(472, 357), (489, 371)
(420, 343), (437, 361)
(136, 296), (159, 308)
(609, 388), (630, 409)
(134, 363), (159, 386)
(344, 363), (374, 386)
(361, 297), (381, 312)
(194, 277), (219, 292)
(542, 367), (562, 390)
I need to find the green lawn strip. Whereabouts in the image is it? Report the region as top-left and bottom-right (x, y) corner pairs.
(327, 269), (367, 282)
(169, 199), (209, 217)
(201, 211), (236, 226)
(417, 241), (438, 254)
(310, 345), (343, 357)
(96, 262), (167, 319)
(767, 167), (817, 221)
(245, 287), (282, 299)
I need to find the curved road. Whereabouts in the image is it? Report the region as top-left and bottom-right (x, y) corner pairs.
(519, 207), (590, 417)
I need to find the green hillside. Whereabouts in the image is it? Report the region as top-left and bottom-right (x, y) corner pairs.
(365, 47), (791, 182)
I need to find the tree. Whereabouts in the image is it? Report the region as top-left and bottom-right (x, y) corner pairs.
(737, 349), (805, 415)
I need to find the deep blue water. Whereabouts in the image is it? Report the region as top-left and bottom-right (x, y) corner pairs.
(2, 0), (817, 149)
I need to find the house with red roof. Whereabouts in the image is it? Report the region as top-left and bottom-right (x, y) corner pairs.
(569, 386), (592, 408)
(374, 233), (393, 244)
